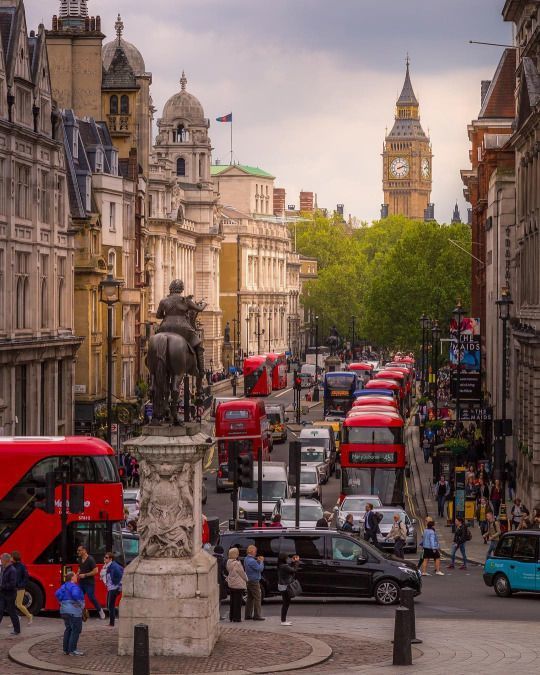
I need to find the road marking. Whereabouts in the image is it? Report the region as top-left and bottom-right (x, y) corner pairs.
(275, 387), (292, 398)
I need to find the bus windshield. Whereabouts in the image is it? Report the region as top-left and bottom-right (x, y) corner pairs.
(344, 426), (402, 444)
(325, 374), (355, 389)
(239, 481), (287, 501)
(342, 467), (404, 505)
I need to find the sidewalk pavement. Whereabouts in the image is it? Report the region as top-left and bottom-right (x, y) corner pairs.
(6, 613), (539, 675)
(407, 424), (490, 565)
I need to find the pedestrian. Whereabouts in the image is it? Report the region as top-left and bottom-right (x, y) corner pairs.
(388, 513), (407, 559)
(226, 548), (247, 623)
(99, 552), (123, 627)
(213, 545), (228, 620)
(316, 511), (332, 528)
(418, 516), (433, 567)
(511, 498), (526, 530)
(517, 507), (531, 530)
(422, 436), (431, 463)
(11, 551), (33, 625)
(435, 476), (450, 518)
(55, 571), (85, 656)
(244, 545), (265, 621)
(277, 552), (300, 626)
(490, 479), (503, 518)
(483, 511), (501, 559)
(477, 477), (490, 503)
(341, 513), (354, 532)
(465, 475), (478, 499)
(269, 514), (283, 528)
(530, 509), (540, 530)
(0, 552), (20, 635)
(76, 545), (105, 619)
(363, 503), (380, 546)
(447, 516), (470, 570)
(420, 521), (444, 576)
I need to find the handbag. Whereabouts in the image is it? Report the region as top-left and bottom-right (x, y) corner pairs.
(82, 608), (89, 622)
(287, 579), (302, 598)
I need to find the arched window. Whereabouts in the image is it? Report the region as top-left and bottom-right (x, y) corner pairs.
(176, 157), (186, 176)
(40, 277), (47, 329)
(16, 276), (28, 328)
(177, 124), (185, 142)
(108, 249), (117, 276)
(120, 95), (129, 114)
(110, 95), (118, 114)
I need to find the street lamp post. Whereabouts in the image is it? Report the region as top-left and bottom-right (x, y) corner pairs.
(254, 310), (264, 355)
(99, 268), (123, 447)
(313, 315), (320, 402)
(268, 314), (272, 353)
(420, 313), (429, 393)
(453, 300), (466, 424)
(232, 318), (238, 369)
(494, 287), (513, 481)
(432, 321), (441, 421)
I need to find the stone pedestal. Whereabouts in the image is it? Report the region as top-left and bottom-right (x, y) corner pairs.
(118, 424), (219, 657)
(325, 355), (342, 372)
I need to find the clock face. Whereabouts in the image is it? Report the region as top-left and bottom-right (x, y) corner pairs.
(421, 158), (430, 179)
(390, 157), (409, 178)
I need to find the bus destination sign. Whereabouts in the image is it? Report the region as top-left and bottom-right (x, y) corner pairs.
(349, 452), (397, 464)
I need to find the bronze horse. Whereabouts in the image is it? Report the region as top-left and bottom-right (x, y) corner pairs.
(146, 332), (200, 424)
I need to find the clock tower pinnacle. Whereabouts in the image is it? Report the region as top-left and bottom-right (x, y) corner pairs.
(381, 59), (432, 220)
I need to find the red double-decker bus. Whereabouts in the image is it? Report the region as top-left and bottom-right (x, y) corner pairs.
(340, 411), (406, 506)
(243, 355), (273, 396)
(0, 436), (124, 614)
(266, 352), (288, 390)
(214, 399), (272, 492)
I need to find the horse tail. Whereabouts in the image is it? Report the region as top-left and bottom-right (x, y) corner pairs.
(148, 333), (169, 388)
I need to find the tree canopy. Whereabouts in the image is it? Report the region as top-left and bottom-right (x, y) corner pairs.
(294, 214), (471, 352)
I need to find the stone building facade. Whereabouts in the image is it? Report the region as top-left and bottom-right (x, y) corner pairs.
(148, 73), (223, 368)
(0, 1), (81, 435)
(214, 163), (300, 359)
(382, 61), (433, 220)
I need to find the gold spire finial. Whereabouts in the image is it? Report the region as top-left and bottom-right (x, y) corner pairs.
(115, 14), (124, 44)
(180, 71), (187, 92)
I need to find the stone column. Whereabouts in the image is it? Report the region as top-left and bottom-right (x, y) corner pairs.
(118, 424), (218, 657)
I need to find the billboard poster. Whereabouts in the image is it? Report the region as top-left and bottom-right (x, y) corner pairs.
(449, 317), (481, 371)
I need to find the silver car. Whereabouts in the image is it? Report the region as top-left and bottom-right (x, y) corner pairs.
(335, 495), (383, 531)
(272, 498), (324, 528)
(362, 507), (418, 553)
(291, 463), (322, 500)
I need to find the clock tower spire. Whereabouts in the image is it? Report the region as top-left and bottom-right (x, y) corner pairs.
(381, 58), (432, 220)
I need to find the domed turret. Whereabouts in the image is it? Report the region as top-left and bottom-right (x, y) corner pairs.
(162, 72), (206, 125)
(102, 15), (145, 74)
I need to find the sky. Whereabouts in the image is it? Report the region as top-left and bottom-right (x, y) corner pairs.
(28, 0), (513, 223)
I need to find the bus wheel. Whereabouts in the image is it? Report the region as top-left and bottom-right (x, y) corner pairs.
(24, 580), (45, 615)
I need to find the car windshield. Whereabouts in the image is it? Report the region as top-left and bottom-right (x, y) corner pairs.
(300, 470), (317, 483)
(267, 413), (282, 424)
(281, 504), (323, 521)
(341, 497), (382, 511)
(378, 512), (407, 524)
(301, 448), (325, 462)
(239, 481), (287, 501)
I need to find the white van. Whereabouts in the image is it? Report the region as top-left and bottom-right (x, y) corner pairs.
(300, 363), (317, 388)
(237, 461), (289, 528)
(299, 427), (337, 481)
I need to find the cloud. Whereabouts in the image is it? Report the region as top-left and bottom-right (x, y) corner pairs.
(28, 0), (513, 223)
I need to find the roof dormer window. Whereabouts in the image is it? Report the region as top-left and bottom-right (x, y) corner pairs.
(95, 148), (103, 173)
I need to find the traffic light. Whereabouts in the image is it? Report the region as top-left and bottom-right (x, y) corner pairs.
(293, 370), (302, 390)
(34, 471), (56, 514)
(236, 454), (253, 488)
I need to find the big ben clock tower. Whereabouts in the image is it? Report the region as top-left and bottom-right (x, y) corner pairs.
(382, 59), (432, 219)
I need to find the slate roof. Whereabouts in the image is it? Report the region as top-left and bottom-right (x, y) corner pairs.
(479, 49), (516, 119)
(102, 46), (138, 90)
(397, 63), (419, 107)
(387, 118), (427, 140)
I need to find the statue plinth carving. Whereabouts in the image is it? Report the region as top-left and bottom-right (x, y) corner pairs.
(118, 423), (219, 657)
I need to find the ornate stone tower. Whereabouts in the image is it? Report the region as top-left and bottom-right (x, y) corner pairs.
(382, 59), (432, 220)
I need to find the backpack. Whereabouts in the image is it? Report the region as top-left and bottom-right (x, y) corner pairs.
(374, 511), (384, 525)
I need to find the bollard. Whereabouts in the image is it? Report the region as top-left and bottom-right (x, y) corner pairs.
(392, 606), (412, 666)
(133, 623), (150, 675)
(400, 586), (422, 644)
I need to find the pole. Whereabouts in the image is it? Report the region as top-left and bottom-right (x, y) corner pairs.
(230, 117), (233, 165)
(60, 468), (68, 573)
(232, 318), (237, 370)
(494, 315), (508, 481)
(231, 441), (238, 527)
(433, 334), (438, 421)
(421, 321), (425, 392)
(236, 232), (241, 364)
(133, 624), (150, 675)
(106, 303), (113, 446)
(257, 441), (263, 527)
(268, 315), (272, 352)
(257, 314), (261, 354)
(456, 317), (462, 424)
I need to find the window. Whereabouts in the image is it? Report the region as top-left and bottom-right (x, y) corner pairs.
(110, 95), (118, 114)
(15, 251), (30, 329)
(91, 290), (98, 332)
(93, 351), (100, 395)
(40, 98), (51, 135)
(109, 202), (116, 231)
(16, 164), (30, 219)
(40, 254), (49, 329)
(176, 157), (186, 176)
(15, 87), (31, 124)
(512, 535), (537, 561)
(40, 362), (47, 435)
(280, 535), (325, 559)
(57, 257), (66, 327)
(15, 365), (27, 434)
(120, 95), (129, 114)
(57, 176), (65, 227)
(0, 157), (6, 215)
(225, 536), (280, 558)
(344, 426), (403, 444)
(57, 359), (64, 424)
(331, 537), (366, 561)
(495, 536), (514, 558)
(95, 149), (103, 173)
(122, 360), (131, 398)
(108, 249), (117, 276)
(0, 248), (4, 328)
(38, 170), (50, 223)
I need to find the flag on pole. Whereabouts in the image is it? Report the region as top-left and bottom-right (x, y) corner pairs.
(216, 113), (233, 122)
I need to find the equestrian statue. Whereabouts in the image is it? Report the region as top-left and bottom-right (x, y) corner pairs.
(146, 279), (207, 424)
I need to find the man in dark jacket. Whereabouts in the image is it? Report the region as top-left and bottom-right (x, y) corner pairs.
(0, 553), (21, 635)
(447, 516), (469, 570)
(364, 503), (380, 546)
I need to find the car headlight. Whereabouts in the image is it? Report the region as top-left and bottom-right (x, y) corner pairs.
(398, 566), (417, 575)
(238, 508), (245, 518)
